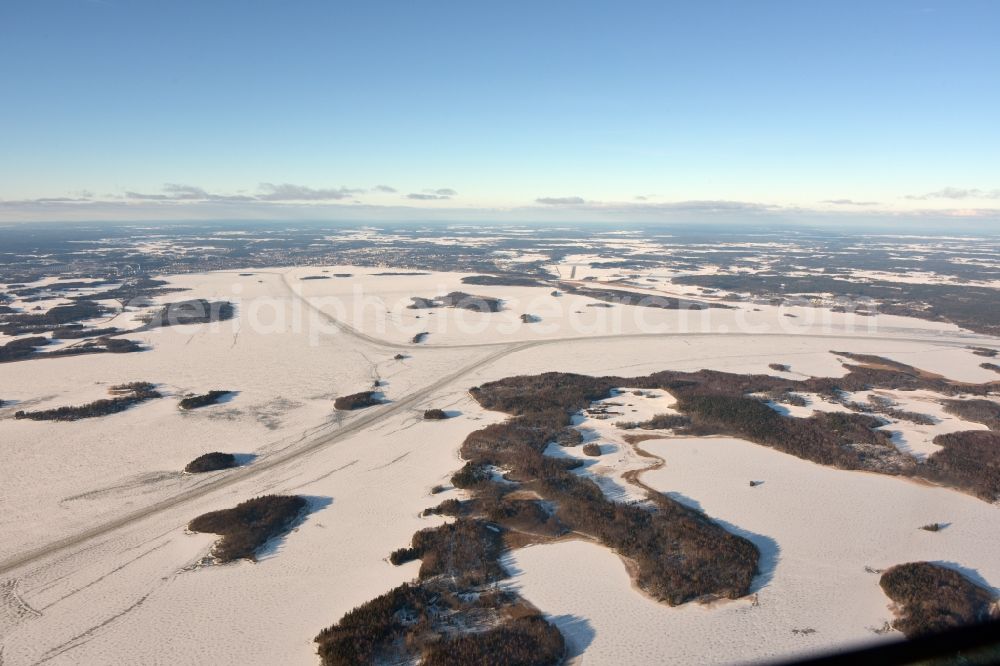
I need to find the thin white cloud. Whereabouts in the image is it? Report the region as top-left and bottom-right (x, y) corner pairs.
(905, 187), (1000, 200)
(127, 183), (256, 202)
(534, 198), (774, 213)
(162, 183), (209, 199)
(407, 192), (451, 200)
(256, 183), (362, 201)
(124, 182), (363, 202)
(536, 196), (586, 205)
(125, 191), (170, 201)
(613, 199), (776, 213)
(821, 198), (879, 206)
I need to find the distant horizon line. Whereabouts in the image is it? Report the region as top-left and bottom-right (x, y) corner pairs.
(2, 216), (999, 237)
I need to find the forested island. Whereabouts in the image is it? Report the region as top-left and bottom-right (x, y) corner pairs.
(14, 382), (161, 421)
(188, 495), (307, 562)
(408, 292), (503, 312)
(179, 390), (232, 410)
(879, 562), (997, 637)
(334, 391), (382, 410)
(185, 452), (239, 473)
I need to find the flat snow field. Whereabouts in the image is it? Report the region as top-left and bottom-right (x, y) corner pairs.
(1, 266), (998, 665)
(507, 436), (1000, 664)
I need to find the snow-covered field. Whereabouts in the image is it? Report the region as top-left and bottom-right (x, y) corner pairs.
(284, 263), (987, 348)
(1, 265), (998, 665)
(508, 434), (1000, 664)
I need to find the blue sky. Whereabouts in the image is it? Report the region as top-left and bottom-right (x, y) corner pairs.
(2, 0), (999, 224)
